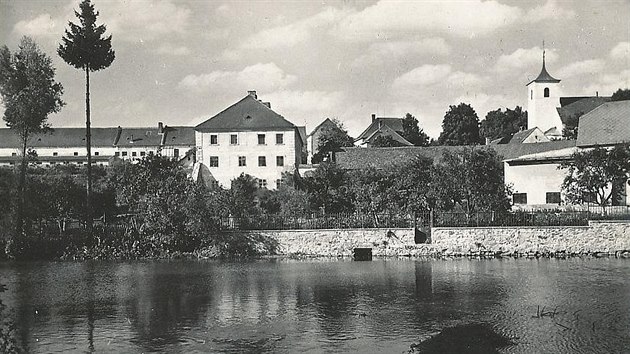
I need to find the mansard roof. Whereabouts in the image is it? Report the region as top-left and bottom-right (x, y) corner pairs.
(195, 93), (296, 132)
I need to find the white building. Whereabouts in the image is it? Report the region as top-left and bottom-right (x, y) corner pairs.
(527, 51), (563, 138)
(194, 91), (304, 189)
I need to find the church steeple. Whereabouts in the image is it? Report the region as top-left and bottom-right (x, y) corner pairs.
(528, 48), (560, 85)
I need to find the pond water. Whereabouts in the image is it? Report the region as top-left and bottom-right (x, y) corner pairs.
(1, 258), (629, 353)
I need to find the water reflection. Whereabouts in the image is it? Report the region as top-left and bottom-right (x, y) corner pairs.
(0, 258), (629, 353)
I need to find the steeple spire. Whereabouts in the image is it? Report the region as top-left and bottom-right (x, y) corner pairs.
(527, 44), (560, 85)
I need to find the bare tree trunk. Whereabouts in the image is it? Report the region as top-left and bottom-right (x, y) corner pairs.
(15, 134), (28, 236)
(85, 66), (93, 232)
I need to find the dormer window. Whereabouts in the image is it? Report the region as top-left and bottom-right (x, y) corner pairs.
(544, 87), (550, 97)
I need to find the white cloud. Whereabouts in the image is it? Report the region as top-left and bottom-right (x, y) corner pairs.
(523, 0), (576, 22)
(97, 0), (191, 42)
(351, 38), (451, 68)
(156, 44), (191, 56)
(610, 41), (630, 60)
(392, 64), (482, 94)
(495, 46), (559, 73)
(556, 59), (605, 78)
(583, 69), (630, 95)
(178, 63), (298, 94)
(240, 7), (351, 49)
(334, 0), (522, 40)
(13, 13), (58, 37)
(265, 90), (346, 126)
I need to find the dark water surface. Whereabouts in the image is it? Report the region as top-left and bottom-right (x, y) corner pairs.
(1, 258), (629, 353)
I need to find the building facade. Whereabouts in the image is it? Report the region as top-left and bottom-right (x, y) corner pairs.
(194, 91), (303, 189)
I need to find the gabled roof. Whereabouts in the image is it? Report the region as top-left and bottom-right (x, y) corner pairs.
(115, 126), (195, 147)
(509, 127), (549, 144)
(505, 147), (578, 165)
(337, 140), (576, 170)
(365, 124), (413, 146)
(577, 101), (630, 147)
(297, 126), (307, 146)
(357, 117), (404, 140)
(0, 127), (119, 149)
(527, 53), (560, 85)
(195, 94), (296, 132)
(556, 96), (610, 124)
(308, 118), (336, 137)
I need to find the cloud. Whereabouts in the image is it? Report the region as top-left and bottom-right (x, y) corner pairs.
(583, 69), (630, 95)
(97, 0), (191, 42)
(495, 46), (558, 73)
(556, 59), (605, 78)
(523, 0), (576, 22)
(610, 41), (630, 60)
(240, 7), (350, 49)
(351, 38), (451, 68)
(265, 90), (346, 126)
(156, 44), (191, 56)
(392, 64), (482, 94)
(13, 13), (58, 37)
(178, 63), (298, 94)
(334, 0), (522, 40)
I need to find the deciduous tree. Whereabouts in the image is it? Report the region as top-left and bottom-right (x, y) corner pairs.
(438, 103), (482, 146)
(312, 119), (354, 163)
(480, 106), (528, 141)
(560, 144), (630, 210)
(611, 88), (630, 101)
(401, 113), (430, 146)
(59, 0), (115, 230)
(0, 37), (64, 235)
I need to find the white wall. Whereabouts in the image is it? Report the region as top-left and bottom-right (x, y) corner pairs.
(527, 82), (562, 134)
(505, 161), (566, 205)
(197, 129), (298, 189)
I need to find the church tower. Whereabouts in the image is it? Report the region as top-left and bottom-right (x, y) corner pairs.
(527, 50), (562, 137)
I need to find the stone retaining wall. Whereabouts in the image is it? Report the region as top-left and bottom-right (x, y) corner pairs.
(234, 221), (630, 258)
(431, 221), (630, 256)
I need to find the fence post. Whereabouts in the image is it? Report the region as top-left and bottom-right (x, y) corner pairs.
(430, 209), (434, 228)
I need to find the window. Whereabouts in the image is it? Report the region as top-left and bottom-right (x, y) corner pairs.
(53, 152), (58, 156)
(94, 151), (99, 156)
(276, 133), (283, 145)
(276, 156), (284, 166)
(50, 161), (56, 165)
(258, 134), (266, 145)
(174, 148), (179, 157)
(122, 151), (128, 157)
(258, 179), (267, 189)
(544, 87), (550, 97)
(115, 152), (120, 157)
(276, 179), (282, 188)
(258, 156), (266, 166)
(513, 193), (527, 205)
(11, 153), (16, 156)
(209, 156), (219, 167)
(140, 151), (146, 156)
(132, 152), (137, 157)
(210, 135), (218, 145)
(73, 152), (79, 156)
(546, 192), (561, 204)
(210, 180), (219, 189)
(230, 134), (238, 145)
(530, 90), (533, 100)
(238, 156), (246, 166)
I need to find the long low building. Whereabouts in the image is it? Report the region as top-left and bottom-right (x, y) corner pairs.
(0, 123), (196, 167)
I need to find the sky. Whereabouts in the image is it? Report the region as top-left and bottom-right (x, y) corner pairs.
(1, 0), (629, 138)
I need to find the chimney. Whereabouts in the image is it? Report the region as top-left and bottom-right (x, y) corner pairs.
(371, 114), (376, 122)
(596, 91), (599, 97)
(130, 134), (134, 143)
(114, 126), (122, 145)
(485, 137), (491, 145)
(262, 102), (271, 108)
(158, 122), (164, 133)
(247, 90), (257, 99)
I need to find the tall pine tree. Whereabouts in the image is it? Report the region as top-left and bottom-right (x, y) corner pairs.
(58, 0), (115, 230)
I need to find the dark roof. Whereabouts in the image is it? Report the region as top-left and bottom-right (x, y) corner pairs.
(556, 96), (610, 124)
(0, 127), (119, 149)
(297, 126), (307, 145)
(527, 56), (560, 85)
(308, 118), (336, 137)
(509, 128), (537, 144)
(357, 117), (404, 140)
(195, 94), (296, 132)
(577, 101), (630, 147)
(115, 126), (195, 147)
(364, 124), (413, 146)
(337, 140), (576, 170)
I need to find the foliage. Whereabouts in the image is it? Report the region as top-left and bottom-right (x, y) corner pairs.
(431, 148), (511, 213)
(562, 112), (582, 140)
(371, 135), (406, 147)
(59, 0), (116, 229)
(230, 173), (260, 218)
(611, 88), (630, 101)
(259, 186), (310, 216)
(438, 103), (483, 145)
(312, 119), (354, 163)
(559, 144), (630, 208)
(0, 282), (21, 354)
(347, 167), (398, 215)
(401, 113), (430, 146)
(303, 162), (354, 214)
(480, 106), (528, 141)
(0, 37), (65, 236)
(390, 155), (435, 212)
